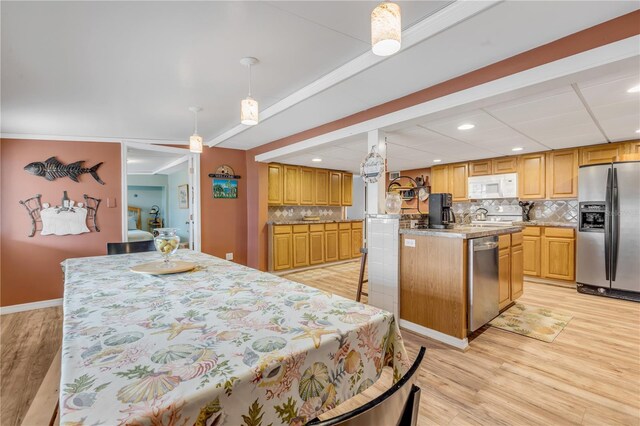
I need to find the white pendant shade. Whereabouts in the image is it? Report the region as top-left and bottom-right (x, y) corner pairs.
(371, 2), (401, 57)
(189, 134), (203, 153)
(241, 96), (259, 126)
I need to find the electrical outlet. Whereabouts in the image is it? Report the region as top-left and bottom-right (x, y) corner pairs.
(225, 253), (233, 261)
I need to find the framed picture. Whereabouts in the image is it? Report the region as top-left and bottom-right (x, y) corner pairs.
(213, 179), (238, 199)
(178, 184), (189, 209)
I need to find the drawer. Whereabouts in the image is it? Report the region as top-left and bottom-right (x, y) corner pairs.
(273, 225), (292, 234)
(351, 221), (363, 229)
(293, 224), (309, 233)
(544, 227), (575, 238)
(339, 223), (351, 230)
(523, 226), (541, 236)
(309, 224), (324, 232)
(325, 223), (338, 231)
(499, 234), (511, 250)
(511, 232), (523, 247)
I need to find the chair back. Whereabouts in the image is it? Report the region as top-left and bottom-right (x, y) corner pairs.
(307, 346), (426, 426)
(106, 240), (156, 255)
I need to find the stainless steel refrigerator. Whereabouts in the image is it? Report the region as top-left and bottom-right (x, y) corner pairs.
(577, 161), (640, 299)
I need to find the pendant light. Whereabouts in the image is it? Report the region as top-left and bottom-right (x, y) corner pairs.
(371, 2), (401, 56)
(240, 57), (259, 126)
(188, 106), (203, 153)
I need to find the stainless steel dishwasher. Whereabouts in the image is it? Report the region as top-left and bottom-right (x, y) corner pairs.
(468, 235), (500, 332)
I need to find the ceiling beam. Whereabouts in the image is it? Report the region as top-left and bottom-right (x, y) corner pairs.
(152, 155), (190, 175)
(206, 0), (502, 147)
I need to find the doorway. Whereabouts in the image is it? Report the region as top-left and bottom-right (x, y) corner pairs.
(121, 142), (201, 251)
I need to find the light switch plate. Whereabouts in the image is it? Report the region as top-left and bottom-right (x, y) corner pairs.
(404, 239), (416, 247)
(107, 197), (117, 208)
(225, 253), (233, 261)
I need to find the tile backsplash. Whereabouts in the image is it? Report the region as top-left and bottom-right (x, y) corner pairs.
(452, 199), (578, 223)
(268, 206), (343, 222)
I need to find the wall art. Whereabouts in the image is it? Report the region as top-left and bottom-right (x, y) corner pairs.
(209, 164), (240, 199)
(178, 184), (189, 209)
(24, 157), (105, 184)
(19, 193), (101, 237)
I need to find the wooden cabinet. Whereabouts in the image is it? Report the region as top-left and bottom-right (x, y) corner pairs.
(272, 226), (292, 271)
(579, 143), (624, 166)
(292, 225), (309, 269)
(522, 227), (541, 277)
(341, 173), (353, 206)
(431, 165), (449, 193)
(626, 140), (640, 154)
(283, 165), (300, 205)
(315, 169), (329, 205)
(511, 234), (524, 300)
(498, 235), (511, 310)
(541, 227), (575, 281)
(448, 163), (468, 201)
(299, 167), (314, 205)
(324, 224), (339, 262)
(546, 149), (578, 199)
(469, 160), (492, 176)
(309, 224), (325, 265)
(493, 157), (518, 174)
(519, 154), (546, 199)
(338, 223), (352, 260)
(329, 171), (342, 206)
(351, 223), (363, 258)
(267, 164), (283, 205)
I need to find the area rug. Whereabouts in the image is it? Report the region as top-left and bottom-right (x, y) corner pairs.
(489, 303), (573, 342)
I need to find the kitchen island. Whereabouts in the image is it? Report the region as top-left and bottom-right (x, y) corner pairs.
(399, 225), (523, 349)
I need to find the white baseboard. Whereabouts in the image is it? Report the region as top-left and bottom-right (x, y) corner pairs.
(0, 298), (63, 315)
(400, 319), (469, 350)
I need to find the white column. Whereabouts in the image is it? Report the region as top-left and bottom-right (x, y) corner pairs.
(366, 130), (386, 215)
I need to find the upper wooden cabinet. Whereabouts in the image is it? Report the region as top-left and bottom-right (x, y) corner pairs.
(493, 157), (518, 174)
(579, 143), (624, 166)
(626, 140), (640, 154)
(329, 171), (342, 206)
(546, 149), (578, 199)
(448, 163), (468, 201)
(431, 165), (449, 193)
(469, 160), (492, 177)
(268, 164), (283, 206)
(342, 173), (353, 206)
(315, 169), (329, 205)
(519, 153), (546, 199)
(299, 167), (314, 205)
(283, 165), (300, 205)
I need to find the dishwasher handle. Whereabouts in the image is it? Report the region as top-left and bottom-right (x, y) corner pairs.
(473, 242), (498, 251)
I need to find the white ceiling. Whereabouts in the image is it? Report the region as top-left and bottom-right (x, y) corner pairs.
(126, 148), (186, 175)
(1, 1), (637, 149)
(274, 60), (640, 173)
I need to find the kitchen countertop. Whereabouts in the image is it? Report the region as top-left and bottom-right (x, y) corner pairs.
(513, 220), (577, 228)
(267, 219), (363, 225)
(399, 225), (524, 239)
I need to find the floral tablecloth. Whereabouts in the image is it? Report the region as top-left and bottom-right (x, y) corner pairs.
(61, 250), (409, 425)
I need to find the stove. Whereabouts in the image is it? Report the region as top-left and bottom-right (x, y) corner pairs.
(471, 205), (522, 226)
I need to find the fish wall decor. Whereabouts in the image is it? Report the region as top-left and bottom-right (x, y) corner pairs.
(24, 157), (105, 185)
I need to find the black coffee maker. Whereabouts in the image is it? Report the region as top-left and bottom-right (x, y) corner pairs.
(428, 193), (456, 229)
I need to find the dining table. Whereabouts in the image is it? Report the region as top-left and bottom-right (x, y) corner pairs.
(60, 250), (409, 425)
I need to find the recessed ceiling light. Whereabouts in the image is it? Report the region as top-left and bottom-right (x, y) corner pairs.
(312, 158), (322, 162)
(627, 84), (640, 93)
(433, 159), (442, 163)
(457, 123), (475, 131)
(512, 147), (524, 152)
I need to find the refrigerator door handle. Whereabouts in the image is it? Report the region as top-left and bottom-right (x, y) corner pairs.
(604, 167), (612, 281)
(611, 168), (619, 281)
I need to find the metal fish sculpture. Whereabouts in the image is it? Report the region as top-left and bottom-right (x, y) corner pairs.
(24, 157), (105, 185)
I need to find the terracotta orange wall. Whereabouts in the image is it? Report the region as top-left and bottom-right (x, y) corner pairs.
(199, 147), (248, 265)
(0, 139), (122, 307)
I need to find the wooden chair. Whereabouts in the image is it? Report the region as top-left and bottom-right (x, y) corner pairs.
(356, 247), (368, 302)
(106, 240), (156, 255)
(308, 346), (426, 426)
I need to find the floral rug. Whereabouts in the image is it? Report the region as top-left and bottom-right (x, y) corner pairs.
(489, 303), (573, 343)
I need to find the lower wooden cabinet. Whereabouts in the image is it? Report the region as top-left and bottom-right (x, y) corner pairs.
(511, 239), (524, 299)
(338, 223), (352, 260)
(292, 227), (309, 269)
(273, 232), (292, 271)
(498, 232), (524, 311)
(523, 226), (575, 281)
(351, 226), (363, 257)
(324, 225), (339, 263)
(309, 227), (324, 265)
(498, 240), (511, 310)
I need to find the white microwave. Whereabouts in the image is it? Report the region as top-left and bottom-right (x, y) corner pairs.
(468, 173), (518, 199)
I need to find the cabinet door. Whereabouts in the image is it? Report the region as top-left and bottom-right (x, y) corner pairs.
(329, 171), (342, 206)
(579, 143), (624, 166)
(431, 165), (449, 193)
(273, 233), (292, 271)
(469, 160), (492, 176)
(309, 231), (324, 265)
(498, 248), (511, 310)
(339, 228), (352, 260)
(299, 167), (314, 205)
(546, 149), (578, 199)
(292, 232), (309, 268)
(341, 173), (353, 206)
(542, 236), (575, 281)
(283, 165), (300, 205)
(519, 154), (546, 199)
(325, 230), (339, 262)
(315, 169), (329, 205)
(267, 164), (283, 205)
(511, 243), (524, 300)
(448, 163), (468, 201)
(522, 236), (541, 276)
(493, 157), (518, 174)
(351, 228), (363, 258)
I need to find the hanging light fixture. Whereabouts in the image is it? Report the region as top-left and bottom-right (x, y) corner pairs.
(188, 106), (203, 153)
(240, 57), (259, 126)
(371, 2), (401, 57)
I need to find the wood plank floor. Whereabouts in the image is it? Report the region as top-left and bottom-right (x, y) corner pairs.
(2, 261), (639, 426)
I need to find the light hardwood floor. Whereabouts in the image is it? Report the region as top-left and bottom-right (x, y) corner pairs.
(2, 261), (639, 426)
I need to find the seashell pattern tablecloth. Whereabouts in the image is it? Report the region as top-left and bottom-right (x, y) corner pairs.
(60, 250), (409, 425)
